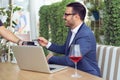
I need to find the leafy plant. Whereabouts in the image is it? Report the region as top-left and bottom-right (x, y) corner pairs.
(85, 0), (104, 12)
(0, 39), (9, 62)
(0, 5), (21, 28)
(85, 0), (104, 21)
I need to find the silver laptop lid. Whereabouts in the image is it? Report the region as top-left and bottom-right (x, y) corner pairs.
(12, 46), (51, 73)
(12, 46), (67, 73)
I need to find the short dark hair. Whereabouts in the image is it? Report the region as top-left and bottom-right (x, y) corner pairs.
(66, 2), (86, 21)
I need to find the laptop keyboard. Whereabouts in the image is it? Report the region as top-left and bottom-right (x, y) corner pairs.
(49, 67), (56, 70)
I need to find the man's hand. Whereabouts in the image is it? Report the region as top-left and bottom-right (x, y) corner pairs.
(46, 53), (54, 61)
(38, 37), (48, 47)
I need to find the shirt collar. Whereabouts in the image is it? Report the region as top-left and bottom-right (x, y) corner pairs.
(71, 22), (83, 34)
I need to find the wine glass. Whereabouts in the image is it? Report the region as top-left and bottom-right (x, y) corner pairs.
(69, 44), (82, 78)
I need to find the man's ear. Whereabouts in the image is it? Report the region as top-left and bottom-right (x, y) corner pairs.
(75, 14), (80, 19)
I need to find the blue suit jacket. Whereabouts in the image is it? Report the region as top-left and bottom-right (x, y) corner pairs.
(48, 23), (101, 76)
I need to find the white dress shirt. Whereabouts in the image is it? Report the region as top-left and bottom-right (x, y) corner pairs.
(69, 23), (82, 46)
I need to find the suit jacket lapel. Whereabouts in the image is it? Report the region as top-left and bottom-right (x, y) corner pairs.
(65, 30), (72, 55)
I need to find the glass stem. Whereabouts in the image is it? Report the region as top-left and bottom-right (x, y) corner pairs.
(75, 62), (77, 75)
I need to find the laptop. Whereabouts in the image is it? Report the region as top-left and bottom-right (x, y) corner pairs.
(12, 46), (67, 73)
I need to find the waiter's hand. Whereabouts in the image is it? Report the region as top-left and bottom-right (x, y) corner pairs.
(17, 40), (24, 45)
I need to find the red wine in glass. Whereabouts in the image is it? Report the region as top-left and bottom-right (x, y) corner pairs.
(69, 44), (82, 78)
(70, 56), (82, 63)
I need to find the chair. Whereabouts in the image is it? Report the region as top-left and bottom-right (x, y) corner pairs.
(96, 45), (120, 80)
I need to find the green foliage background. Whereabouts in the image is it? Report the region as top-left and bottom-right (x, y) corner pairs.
(103, 0), (120, 46)
(39, 0), (75, 54)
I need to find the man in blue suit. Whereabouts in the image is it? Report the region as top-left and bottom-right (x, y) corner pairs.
(38, 2), (101, 77)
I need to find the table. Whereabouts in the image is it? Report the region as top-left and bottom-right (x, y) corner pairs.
(0, 62), (104, 80)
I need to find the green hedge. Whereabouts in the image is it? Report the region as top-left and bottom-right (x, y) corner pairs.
(39, 0), (75, 54)
(103, 0), (120, 46)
